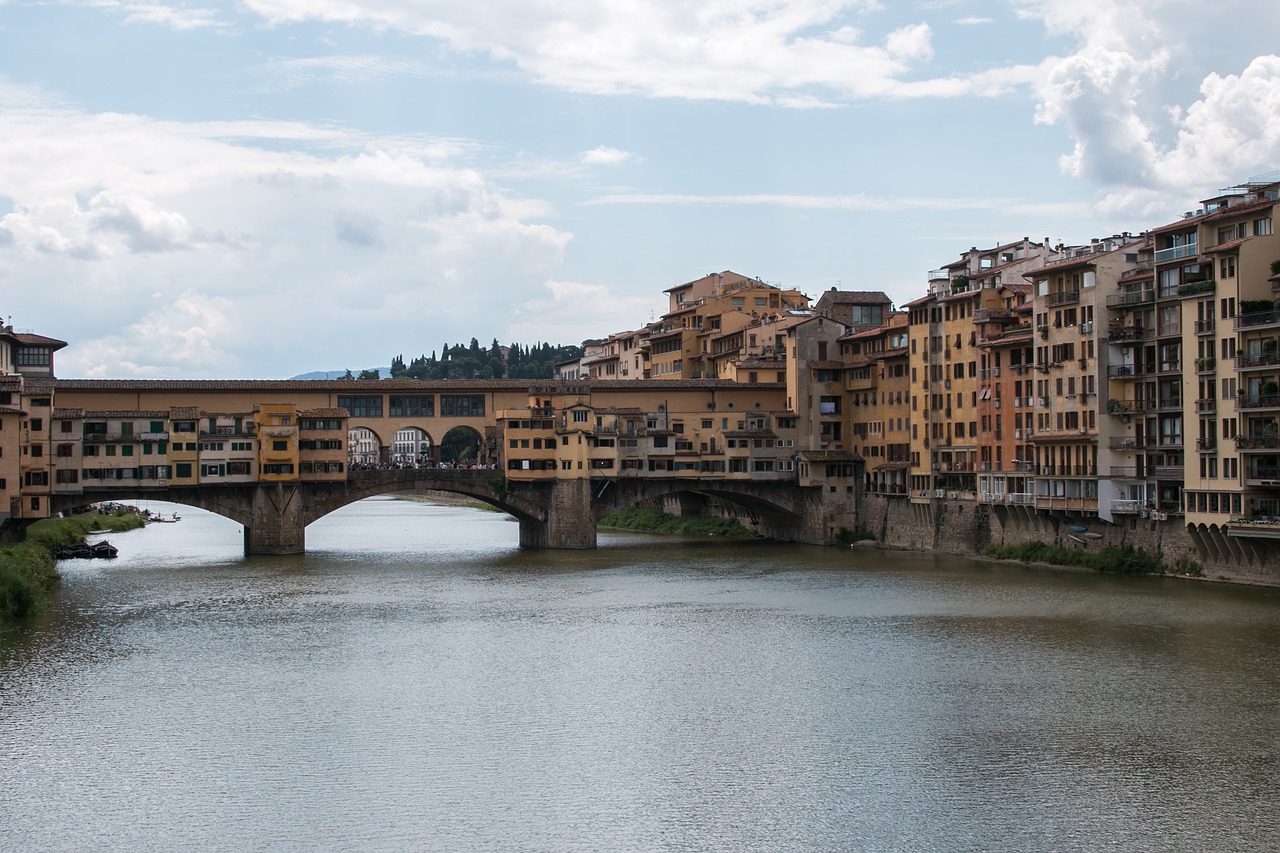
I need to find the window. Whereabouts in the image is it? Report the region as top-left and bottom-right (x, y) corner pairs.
(440, 395), (484, 417)
(389, 396), (434, 417)
(572, 409), (588, 423)
(272, 440), (288, 451)
(337, 396), (383, 418)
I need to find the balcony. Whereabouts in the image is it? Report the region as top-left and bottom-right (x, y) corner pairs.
(1006, 492), (1035, 505)
(1195, 398), (1217, 414)
(1195, 437), (1217, 453)
(1153, 243), (1198, 263)
(1047, 289), (1081, 307)
(1111, 499), (1144, 514)
(1238, 394), (1280, 411)
(1227, 516), (1280, 538)
(974, 307), (1015, 323)
(1235, 309), (1280, 330)
(1109, 466), (1145, 479)
(1194, 358), (1216, 374)
(1106, 326), (1146, 343)
(1109, 437), (1139, 451)
(1153, 464), (1185, 479)
(1236, 434), (1280, 451)
(1107, 364), (1150, 379)
(1106, 290), (1154, 309)
(1245, 466), (1280, 486)
(1176, 279), (1216, 298)
(1107, 399), (1154, 416)
(1194, 319), (1216, 335)
(1158, 360), (1182, 374)
(1235, 351), (1280, 370)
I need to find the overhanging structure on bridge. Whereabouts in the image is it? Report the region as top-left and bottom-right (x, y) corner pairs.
(10, 378), (864, 553)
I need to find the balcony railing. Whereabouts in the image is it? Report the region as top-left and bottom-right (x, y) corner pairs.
(1235, 352), (1280, 370)
(1047, 289), (1081, 307)
(1153, 464), (1185, 479)
(1236, 434), (1280, 450)
(1109, 437), (1139, 450)
(1153, 243), (1198, 263)
(1109, 466), (1144, 478)
(1194, 358), (1216, 374)
(1238, 394), (1280, 410)
(1106, 290), (1155, 308)
(1195, 438), (1217, 452)
(1194, 319), (1216, 335)
(1111, 499), (1144, 514)
(1246, 466), (1280, 483)
(1106, 325), (1146, 343)
(1235, 309), (1280, 330)
(1195, 398), (1217, 413)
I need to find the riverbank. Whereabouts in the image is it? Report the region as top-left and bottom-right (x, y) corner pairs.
(0, 512), (147, 623)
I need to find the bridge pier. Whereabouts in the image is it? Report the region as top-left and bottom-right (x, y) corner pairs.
(518, 479), (596, 549)
(244, 482), (306, 555)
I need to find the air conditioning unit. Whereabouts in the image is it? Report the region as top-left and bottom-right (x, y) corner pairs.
(1041, 466), (1052, 475)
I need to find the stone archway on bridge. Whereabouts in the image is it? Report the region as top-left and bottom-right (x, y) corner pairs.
(439, 426), (484, 467)
(593, 480), (812, 542)
(348, 426), (385, 468)
(391, 426), (434, 466)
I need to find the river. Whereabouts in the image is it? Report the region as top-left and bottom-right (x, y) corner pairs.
(2, 497), (1279, 852)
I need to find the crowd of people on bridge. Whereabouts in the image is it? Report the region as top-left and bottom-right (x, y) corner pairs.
(348, 460), (496, 472)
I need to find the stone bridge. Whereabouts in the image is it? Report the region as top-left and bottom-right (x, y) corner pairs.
(51, 469), (853, 554)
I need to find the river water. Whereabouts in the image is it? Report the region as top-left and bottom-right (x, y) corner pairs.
(2, 497), (1279, 852)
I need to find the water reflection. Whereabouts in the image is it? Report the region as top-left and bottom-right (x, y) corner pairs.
(3, 497), (1279, 852)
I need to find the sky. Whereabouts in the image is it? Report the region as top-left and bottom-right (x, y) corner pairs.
(2, 1), (1280, 379)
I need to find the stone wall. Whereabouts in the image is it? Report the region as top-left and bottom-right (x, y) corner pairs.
(860, 493), (1280, 586)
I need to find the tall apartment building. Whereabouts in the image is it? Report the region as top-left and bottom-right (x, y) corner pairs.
(908, 239), (1056, 501)
(1029, 234), (1146, 517)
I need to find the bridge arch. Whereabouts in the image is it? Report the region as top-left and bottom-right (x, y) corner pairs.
(592, 479), (807, 540)
(439, 425), (485, 465)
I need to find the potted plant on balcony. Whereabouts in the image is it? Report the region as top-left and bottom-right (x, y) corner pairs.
(1106, 398), (1124, 415)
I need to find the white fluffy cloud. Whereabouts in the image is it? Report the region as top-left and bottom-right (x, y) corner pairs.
(0, 84), (574, 378)
(1019, 0), (1280, 208)
(241, 0), (1018, 104)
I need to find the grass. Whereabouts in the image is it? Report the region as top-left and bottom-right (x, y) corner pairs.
(984, 541), (1168, 575)
(599, 506), (752, 537)
(1, 512), (146, 623)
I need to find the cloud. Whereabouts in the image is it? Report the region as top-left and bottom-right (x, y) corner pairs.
(954, 17), (992, 25)
(241, 0), (1021, 104)
(89, 1), (224, 30)
(583, 190), (1093, 218)
(1016, 0), (1280, 207)
(579, 146), (634, 166)
(0, 83), (572, 378)
(261, 55), (435, 91)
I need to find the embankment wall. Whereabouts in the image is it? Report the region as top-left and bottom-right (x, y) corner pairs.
(859, 494), (1280, 586)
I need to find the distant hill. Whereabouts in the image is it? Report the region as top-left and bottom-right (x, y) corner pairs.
(289, 368), (390, 380)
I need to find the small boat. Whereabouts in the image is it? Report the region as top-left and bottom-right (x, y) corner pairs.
(55, 540), (118, 559)
(1069, 524), (1088, 533)
(1082, 532), (1104, 540)
(1067, 534), (1086, 544)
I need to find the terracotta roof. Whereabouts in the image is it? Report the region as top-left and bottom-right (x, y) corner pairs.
(169, 406), (200, 419)
(736, 359), (784, 369)
(53, 408), (85, 419)
(592, 407), (645, 415)
(872, 346), (909, 360)
(13, 333), (68, 349)
(1150, 210), (1212, 234)
(1023, 254), (1100, 277)
(1202, 237), (1250, 254)
(816, 290), (892, 305)
(83, 410), (170, 418)
(300, 408), (348, 418)
(0, 405), (25, 415)
(807, 360), (846, 369)
(841, 326), (886, 341)
(1203, 197), (1274, 224)
(902, 294), (933, 308)
(723, 430), (777, 438)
